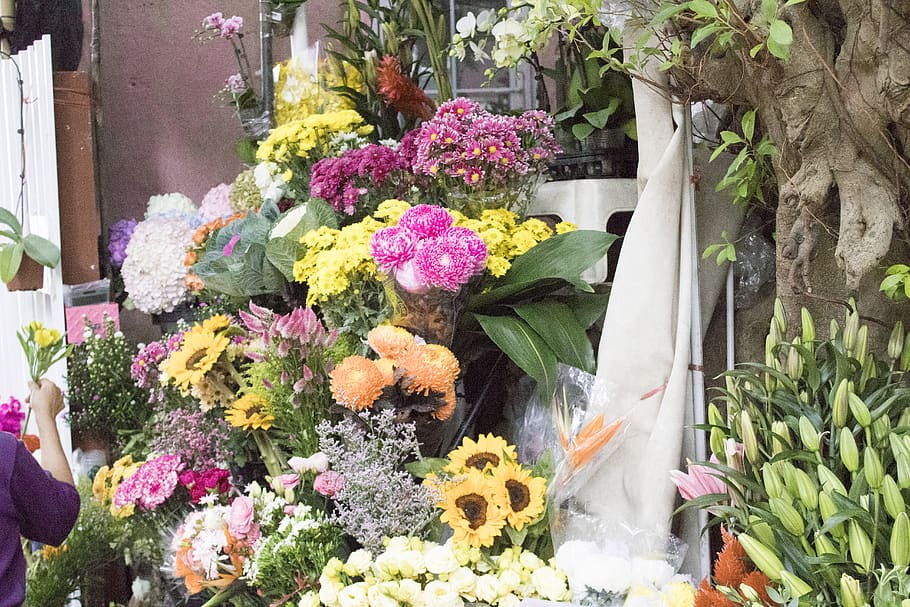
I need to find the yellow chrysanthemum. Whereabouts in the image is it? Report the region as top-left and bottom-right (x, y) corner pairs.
(373, 199), (412, 223)
(555, 221), (577, 234)
(439, 470), (507, 548)
(486, 256), (511, 277)
(165, 329), (230, 390)
(662, 581), (696, 607)
(444, 434), (516, 474)
(329, 355), (386, 411)
(225, 394), (274, 430)
(201, 314), (231, 333)
(367, 325), (415, 359)
(491, 462), (546, 530)
(397, 344), (460, 396)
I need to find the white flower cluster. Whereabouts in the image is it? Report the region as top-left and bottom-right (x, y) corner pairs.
(555, 540), (694, 607)
(450, 1), (585, 68)
(170, 504), (233, 581)
(145, 192), (198, 220)
(306, 536), (571, 607)
(253, 161), (289, 203)
(121, 215), (195, 314)
(245, 503), (326, 582)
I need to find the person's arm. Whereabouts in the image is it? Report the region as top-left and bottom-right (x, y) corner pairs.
(27, 378), (74, 487)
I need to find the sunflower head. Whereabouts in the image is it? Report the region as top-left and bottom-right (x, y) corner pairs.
(439, 469), (507, 547)
(492, 462), (546, 530)
(201, 314), (232, 333)
(367, 324), (416, 359)
(330, 355), (387, 411)
(444, 433), (516, 474)
(397, 343), (460, 396)
(225, 394), (275, 430)
(165, 328), (230, 390)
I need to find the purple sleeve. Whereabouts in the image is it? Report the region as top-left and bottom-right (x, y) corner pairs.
(10, 440), (80, 546)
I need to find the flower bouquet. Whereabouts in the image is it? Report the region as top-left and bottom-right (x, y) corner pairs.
(412, 98), (561, 218)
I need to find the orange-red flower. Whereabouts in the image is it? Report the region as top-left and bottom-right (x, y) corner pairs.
(695, 528), (774, 607)
(330, 355), (387, 411)
(397, 343), (460, 396)
(376, 55), (436, 121)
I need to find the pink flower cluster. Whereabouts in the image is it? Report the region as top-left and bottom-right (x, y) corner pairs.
(241, 303), (337, 356)
(0, 396), (24, 436)
(202, 12), (243, 39)
(179, 467), (231, 503)
(412, 98), (561, 190)
(309, 143), (413, 216)
(370, 204), (488, 293)
(114, 454), (185, 511)
(227, 495), (260, 542)
(131, 331), (185, 396)
(314, 471), (344, 497)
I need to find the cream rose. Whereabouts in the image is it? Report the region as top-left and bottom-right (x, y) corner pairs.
(424, 544), (460, 575)
(338, 582), (369, 607)
(475, 573), (501, 604)
(531, 566), (571, 601)
(421, 580), (463, 607)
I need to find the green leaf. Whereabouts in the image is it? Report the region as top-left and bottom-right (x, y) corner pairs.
(0, 207), (22, 235)
(767, 20), (793, 60)
(513, 301), (596, 373)
(750, 43), (764, 58)
(690, 24), (720, 49)
(703, 243), (724, 259)
(688, 0), (718, 19)
(720, 130), (744, 145)
(572, 122), (595, 140)
(886, 264), (910, 275)
(0, 243), (23, 283)
(22, 234), (60, 268)
(760, 0), (777, 21)
(504, 524), (528, 547)
(904, 276), (910, 300)
(742, 110), (756, 143)
(502, 231), (617, 287)
(881, 273), (904, 293)
(622, 118), (638, 141)
(649, 3), (688, 26)
(581, 99), (621, 129)
(405, 457), (448, 479)
(562, 287), (611, 329)
(475, 313), (557, 397)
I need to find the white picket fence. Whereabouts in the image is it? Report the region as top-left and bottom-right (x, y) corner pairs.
(0, 36), (68, 443)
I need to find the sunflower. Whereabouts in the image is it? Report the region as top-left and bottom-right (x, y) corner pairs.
(444, 433), (516, 474)
(491, 462), (546, 530)
(367, 324), (415, 359)
(165, 329), (230, 390)
(439, 470), (507, 547)
(201, 314), (232, 333)
(225, 394), (275, 430)
(397, 343), (460, 396)
(329, 355), (386, 411)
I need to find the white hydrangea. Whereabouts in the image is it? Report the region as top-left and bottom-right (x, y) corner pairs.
(120, 215), (195, 314)
(145, 192), (197, 220)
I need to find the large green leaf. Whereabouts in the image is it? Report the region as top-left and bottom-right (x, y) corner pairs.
(475, 313), (557, 397)
(22, 234), (60, 268)
(560, 287), (611, 329)
(502, 230), (617, 285)
(0, 243), (24, 283)
(0, 207), (22, 235)
(512, 300), (595, 373)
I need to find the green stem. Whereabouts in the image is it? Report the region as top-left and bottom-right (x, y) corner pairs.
(199, 581), (243, 607)
(253, 429), (286, 478)
(412, 0), (452, 100)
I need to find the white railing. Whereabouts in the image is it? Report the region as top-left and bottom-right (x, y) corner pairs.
(0, 35), (68, 444)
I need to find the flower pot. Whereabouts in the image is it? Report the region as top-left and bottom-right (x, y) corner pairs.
(5, 255), (44, 291)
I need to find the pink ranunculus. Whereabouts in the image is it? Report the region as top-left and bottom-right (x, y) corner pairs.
(228, 496), (256, 538)
(670, 457), (728, 501)
(314, 471), (344, 497)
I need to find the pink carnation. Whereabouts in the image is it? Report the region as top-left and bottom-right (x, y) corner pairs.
(370, 226), (419, 272)
(314, 471), (344, 497)
(397, 204), (453, 238)
(114, 454), (185, 511)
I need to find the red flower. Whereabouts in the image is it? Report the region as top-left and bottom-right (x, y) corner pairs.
(376, 55), (436, 121)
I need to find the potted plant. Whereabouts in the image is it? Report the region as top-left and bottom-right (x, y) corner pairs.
(0, 207), (61, 291)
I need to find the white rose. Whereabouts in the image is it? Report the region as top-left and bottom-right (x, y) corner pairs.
(531, 566), (571, 601)
(449, 566), (477, 598)
(373, 552), (399, 580)
(396, 579), (423, 604)
(385, 537), (411, 552)
(367, 583), (399, 607)
(424, 544), (460, 575)
(397, 550), (426, 578)
(344, 549), (374, 576)
(298, 591), (321, 607)
(422, 580), (463, 607)
(338, 582), (369, 607)
(475, 574), (501, 604)
(319, 580), (342, 607)
(497, 593), (521, 607)
(498, 569), (521, 594)
(519, 550), (544, 571)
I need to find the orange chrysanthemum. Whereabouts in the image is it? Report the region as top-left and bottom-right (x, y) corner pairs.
(433, 385), (457, 421)
(184, 250), (197, 266)
(374, 357), (396, 386)
(398, 343), (460, 395)
(376, 55), (436, 120)
(330, 355), (387, 411)
(368, 324), (416, 360)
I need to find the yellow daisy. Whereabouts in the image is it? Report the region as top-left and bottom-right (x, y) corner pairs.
(329, 355), (386, 411)
(225, 394), (274, 430)
(165, 329), (229, 390)
(439, 470), (507, 548)
(491, 462), (546, 530)
(444, 434), (516, 474)
(201, 314), (231, 333)
(367, 324), (415, 359)
(397, 344), (460, 396)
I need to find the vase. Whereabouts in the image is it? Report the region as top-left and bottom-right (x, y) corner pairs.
(385, 281), (466, 347)
(447, 172), (547, 219)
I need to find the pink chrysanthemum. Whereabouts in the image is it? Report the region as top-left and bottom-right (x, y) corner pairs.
(414, 238), (483, 291)
(437, 97), (480, 118)
(370, 226), (419, 272)
(114, 454), (185, 511)
(397, 204), (453, 238)
(441, 227), (488, 272)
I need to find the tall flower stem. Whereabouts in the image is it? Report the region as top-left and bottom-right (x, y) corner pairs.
(253, 429), (286, 478)
(412, 0), (453, 100)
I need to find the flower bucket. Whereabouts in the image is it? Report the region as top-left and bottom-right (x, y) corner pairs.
(385, 282), (467, 347)
(446, 172), (547, 219)
(6, 255), (44, 291)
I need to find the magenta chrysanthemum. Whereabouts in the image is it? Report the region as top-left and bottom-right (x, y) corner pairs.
(414, 238), (482, 291)
(441, 226), (488, 272)
(396, 204), (453, 238)
(370, 226), (419, 271)
(114, 454), (185, 511)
